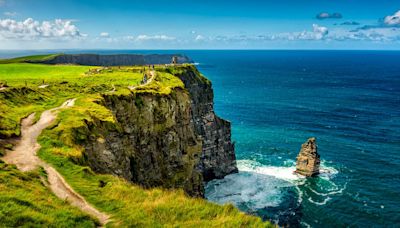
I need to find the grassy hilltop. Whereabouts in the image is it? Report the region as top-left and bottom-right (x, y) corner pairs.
(0, 54), (60, 64)
(0, 57), (272, 227)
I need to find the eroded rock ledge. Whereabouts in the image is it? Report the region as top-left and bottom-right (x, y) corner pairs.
(80, 66), (237, 197)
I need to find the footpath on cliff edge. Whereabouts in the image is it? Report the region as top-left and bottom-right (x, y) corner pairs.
(2, 99), (111, 226)
(128, 69), (155, 90)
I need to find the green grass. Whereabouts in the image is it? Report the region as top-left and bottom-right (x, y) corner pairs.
(0, 63), (184, 137)
(0, 54), (61, 64)
(38, 118), (270, 227)
(0, 160), (99, 227)
(0, 63), (91, 86)
(0, 61), (273, 227)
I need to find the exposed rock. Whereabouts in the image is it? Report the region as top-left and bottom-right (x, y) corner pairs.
(83, 90), (204, 197)
(79, 66), (237, 197)
(33, 54), (192, 66)
(174, 66), (238, 181)
(295, 137), (320, 177)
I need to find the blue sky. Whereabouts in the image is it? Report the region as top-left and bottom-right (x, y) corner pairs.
(0, 0), (399, 49)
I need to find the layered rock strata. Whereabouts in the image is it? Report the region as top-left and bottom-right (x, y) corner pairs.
(174, 67), (238, 181)
(80, 66), (237, 197)
(295, 137), (320, 177)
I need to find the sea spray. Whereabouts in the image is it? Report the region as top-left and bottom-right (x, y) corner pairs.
(205, 159), (342, 225)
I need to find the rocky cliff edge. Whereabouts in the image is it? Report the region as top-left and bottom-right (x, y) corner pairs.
(77, 65), (237, 197)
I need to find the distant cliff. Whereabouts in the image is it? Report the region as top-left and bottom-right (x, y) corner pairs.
(33, 54), (192, 66)
(79, 65), (237, 197)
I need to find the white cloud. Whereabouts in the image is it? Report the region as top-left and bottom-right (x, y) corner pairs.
(195, 34), (205, 41)
(341, 27), (400, 42)
(312, 24), (329, 39)
(135, 34), (176, 41)
(283, 24), (329, 40)
(190, 25), (330, 43)
(122, 35), (135, 41)
(316, 12), (343, 20)
(192, 24), (396, 43)
(0, 18), (84, 40)
(100, 32), (109, 37)
(384, 10), (400, 26)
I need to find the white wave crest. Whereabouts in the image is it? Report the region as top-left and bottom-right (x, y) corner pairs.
(206, 159), (342, 213)
(309, 182), (347, 197)
(237, 160), (304, 182)
(307, 196), (332, 206)
(237, 159), (339, 184)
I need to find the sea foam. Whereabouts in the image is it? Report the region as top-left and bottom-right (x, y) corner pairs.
(237, 160), (304, 182)
(205, 159), (342, 214)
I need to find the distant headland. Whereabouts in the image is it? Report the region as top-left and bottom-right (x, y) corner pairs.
(0, 53), (192, 66)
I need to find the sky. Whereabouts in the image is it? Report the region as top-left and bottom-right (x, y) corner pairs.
(0, 0), (399, 49)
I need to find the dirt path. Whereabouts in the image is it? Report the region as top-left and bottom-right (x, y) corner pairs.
(3, 99), (110, 226)
(128, 70), (155, 90)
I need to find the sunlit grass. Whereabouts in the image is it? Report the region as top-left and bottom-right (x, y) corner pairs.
(0, 161), (99, 227)
(0, 63), (184, 137)
(0, 54), (61, 64)
(0, 62), (273, 227)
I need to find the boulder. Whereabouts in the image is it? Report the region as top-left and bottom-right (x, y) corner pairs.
(295, 137), (320, 177)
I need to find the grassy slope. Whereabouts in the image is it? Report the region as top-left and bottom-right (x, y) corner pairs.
(0, 54), (60, 64)
(0, 161), (99, 227)
(0, 62), (272, 227)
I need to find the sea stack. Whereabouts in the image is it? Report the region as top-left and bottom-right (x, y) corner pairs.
(295, 137), (320, 177)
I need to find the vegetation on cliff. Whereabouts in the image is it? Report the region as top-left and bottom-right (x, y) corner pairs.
(0, 54), (60, 64)
(0, 161), (98, 227)
(0, 59), (272, 227)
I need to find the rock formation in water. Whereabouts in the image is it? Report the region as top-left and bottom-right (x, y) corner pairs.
(30, 54), (192, 66)
(295, 137), (320, 177)
(78, 65), (237, 197)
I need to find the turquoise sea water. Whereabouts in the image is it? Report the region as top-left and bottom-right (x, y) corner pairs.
(189, 51), (400, 227)
(1, 50), (399, 227)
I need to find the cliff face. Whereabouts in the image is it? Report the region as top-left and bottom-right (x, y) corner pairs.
(37, 54), (191, 66)
(81, 66), (237, 197)
(174, 67), (238, 181)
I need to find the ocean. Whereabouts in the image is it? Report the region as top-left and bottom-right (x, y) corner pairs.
(1, 50), (399, 227)
(191, 50), (400, 227)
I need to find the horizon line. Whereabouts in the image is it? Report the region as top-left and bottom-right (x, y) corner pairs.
(1, 48), (400, 52)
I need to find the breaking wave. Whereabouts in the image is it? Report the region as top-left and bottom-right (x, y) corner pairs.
(205, 159), (345, 225)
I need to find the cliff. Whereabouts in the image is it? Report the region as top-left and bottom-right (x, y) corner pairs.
(173, 66), (238, 181)
(77, 66), (237, 197)
(0, 59), (271, 227)
(35, 54), (192, 66)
